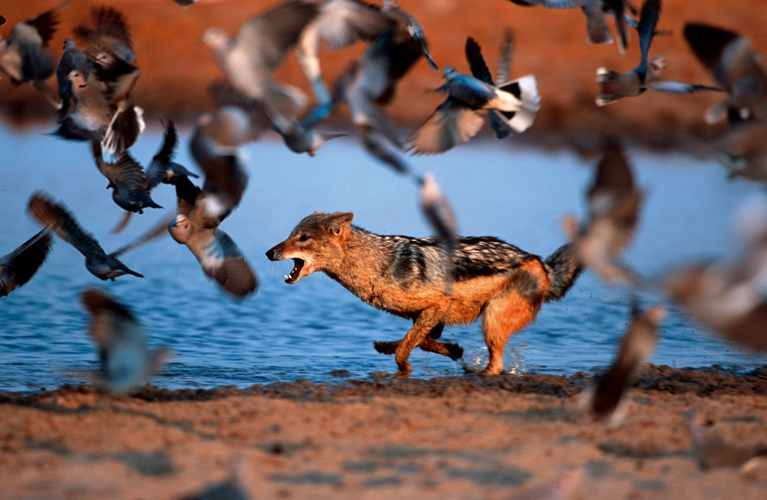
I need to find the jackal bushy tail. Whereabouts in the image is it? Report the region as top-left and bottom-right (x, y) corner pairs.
(543, 243), (581, 302)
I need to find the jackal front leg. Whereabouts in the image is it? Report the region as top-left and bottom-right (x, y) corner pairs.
(394, 303), (448, 376)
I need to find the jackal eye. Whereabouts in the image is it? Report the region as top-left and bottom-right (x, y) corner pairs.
(297, 234), (311, 242)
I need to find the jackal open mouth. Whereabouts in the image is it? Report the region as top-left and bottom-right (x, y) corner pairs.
(285, 258), (304, 284)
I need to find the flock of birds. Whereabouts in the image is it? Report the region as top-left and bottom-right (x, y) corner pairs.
(0, 0), (766, 427)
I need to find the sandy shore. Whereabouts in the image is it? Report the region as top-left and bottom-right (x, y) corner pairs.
(1, 365), (767, 499)
(3, 2), (767, 498)
(3, 0), (767, 150)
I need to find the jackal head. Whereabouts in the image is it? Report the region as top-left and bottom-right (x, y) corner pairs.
(266, 212), (354, 284)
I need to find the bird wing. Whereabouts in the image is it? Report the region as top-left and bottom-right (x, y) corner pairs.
(92, 141), (149, 190)
(153, 120), (177, 165)
(637, 0), (661, 71)
(190, 128), (249, 223)
(110, 213), (173, 259)
(407, 99), (485, 155)
(81, 287), (142, 353)
(362, 131), (413, 178)
(419, 173), (458, 261)
(72, 6), (135, 63)
(465, 37), (494, 85)
(314, 0), (394, 51)
(587, 139), (636, 202)
(647, 78), (723, 94)
(20, 6), (60, 47)
(721, 303), (767, 351)
(0, 229), (53, 295)
(236, 0), (319, 72)
(189, 229), (259, 298)
(27, 192), (106, 259)
(172, 176), (203, 217)
(683, 23), (749, 88)
(496, 28), (514, 84)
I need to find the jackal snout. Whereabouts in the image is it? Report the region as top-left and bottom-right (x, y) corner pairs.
(264, 244), (284, 262)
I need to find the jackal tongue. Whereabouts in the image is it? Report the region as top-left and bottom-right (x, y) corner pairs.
(285, 258), (304, 284)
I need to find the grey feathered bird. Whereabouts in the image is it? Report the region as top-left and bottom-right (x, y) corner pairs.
(408, 37), (540, 155)
(166, 111), (259, 298)
(72, 6), (136, 66)
(272, 115), (347, 156)
(202, 0), (319, 119)
(380, 0), (438, 72)
(145, 120), (200, 190)
(596, 0), (722, 106)
(562, 140), (642, 285)
(583, 303), (664, 423)
(27, 191), (143, 281)
(0, 1), (67, 108)
(0, 229), (53, 297)
(55, 7), (144, 154)
(664, 203), (767, 352)
(80, 288), (171, 393)
(326, 0), (439, 140)
(91, 141), (162, 215)
(506, 0), (633, 53)
(56, 38), (91, 116)
(419, 173), (459, 291)
(684, 23), (767, 125)
(329, 39), (404, 147)
(296, 0), (394, 106)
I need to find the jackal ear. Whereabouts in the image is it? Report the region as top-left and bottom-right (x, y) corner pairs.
(326, 212), (354, 235)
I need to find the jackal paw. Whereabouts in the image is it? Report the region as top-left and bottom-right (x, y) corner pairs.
(443, 341), (464, 361)
(395, 362), (412, 377)
(480, 365), (504, 376)
(373, 340), (399, 355)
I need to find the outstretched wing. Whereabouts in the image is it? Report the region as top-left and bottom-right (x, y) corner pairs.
(408, 99), (485, 155)
(27, 191), (106, 260)
(92, 141), (149, 191)
(465, 37), (494, 85)
(0, 229), (53, 296)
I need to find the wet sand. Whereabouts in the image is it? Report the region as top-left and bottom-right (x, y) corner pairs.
(1, 365), (767, 499)
(3, 0), (767, 149)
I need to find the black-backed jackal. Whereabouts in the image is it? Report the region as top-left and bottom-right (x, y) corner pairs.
(267, 212), (581, 376)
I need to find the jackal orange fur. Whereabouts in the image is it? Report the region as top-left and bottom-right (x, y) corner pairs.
(266, 212), (581, 375)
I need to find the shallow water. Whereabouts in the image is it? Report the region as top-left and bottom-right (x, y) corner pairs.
(0, 125), (765, 392)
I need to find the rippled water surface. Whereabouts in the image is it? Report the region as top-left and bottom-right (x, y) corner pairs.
(1, 125), (765, 392)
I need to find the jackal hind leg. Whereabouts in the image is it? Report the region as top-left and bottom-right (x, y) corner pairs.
(481, 268), (545, 375)
(393, 304), (449, 376)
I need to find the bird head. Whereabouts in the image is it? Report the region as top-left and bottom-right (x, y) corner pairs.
(442, 67), (458, 80)
(202, 28), (230, 52)
(650, 56), (667, 73)
(169, 214), (191, 244)
(561, 214), (581, 241)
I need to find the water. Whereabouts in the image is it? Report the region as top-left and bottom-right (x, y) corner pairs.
(1, 124), (765, 392)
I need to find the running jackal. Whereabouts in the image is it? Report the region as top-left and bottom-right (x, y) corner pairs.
(267, 212), (581, 375)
